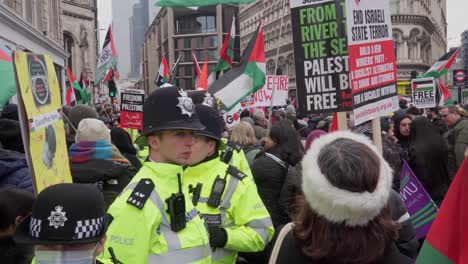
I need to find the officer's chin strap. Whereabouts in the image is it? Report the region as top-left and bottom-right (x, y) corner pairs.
(108, 247), (123, 264)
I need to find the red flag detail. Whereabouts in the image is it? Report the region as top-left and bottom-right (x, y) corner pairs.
(329, 112), (339, 132)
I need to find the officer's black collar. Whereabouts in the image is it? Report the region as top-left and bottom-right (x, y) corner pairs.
(191, 152), (219, 167)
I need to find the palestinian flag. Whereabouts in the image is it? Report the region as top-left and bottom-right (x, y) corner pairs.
(197, 57), (209, 91)
(155, 55), (170, 86)
(215, 17), (236, 73)
(155, 0), (254, 7)
(95, 25), (119, 84)
(0, 43), (15, 108)
(65, 67), (80, 106)
(168, 56), (180, 85)
(437, 80), (454, 106)
(420, 48), (459, 79)
(415, 159), (468, 264)
(209, 23), (265, 110)
(79, 72), (91, 104)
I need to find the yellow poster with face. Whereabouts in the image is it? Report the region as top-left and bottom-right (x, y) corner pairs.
(13, 52), (72, 194)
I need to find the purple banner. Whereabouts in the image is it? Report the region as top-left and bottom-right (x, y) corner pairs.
(399, 159), (438, 239)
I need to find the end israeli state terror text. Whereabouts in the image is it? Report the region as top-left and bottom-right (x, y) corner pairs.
(351, 9), (389, 41)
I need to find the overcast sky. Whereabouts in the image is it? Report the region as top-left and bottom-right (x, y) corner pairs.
(97, 0), (467, 49)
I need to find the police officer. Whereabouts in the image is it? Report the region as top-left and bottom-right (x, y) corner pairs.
(187, 90), (253, 178)
(98, 87), (211, 263)
(14, 183), (114, 264)
(186, 104), (274, 264)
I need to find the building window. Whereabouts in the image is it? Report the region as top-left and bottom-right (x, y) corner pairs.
(392, 34), (398, 58)
(176, 15), (217, 34)
(5, 0), (22, 14)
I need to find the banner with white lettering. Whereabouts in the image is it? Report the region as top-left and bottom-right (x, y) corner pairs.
(290, 0), (353, 115)
(120, 90), (144, 130)
(411, 78), (436, 109)
(346, 0), (398, 125)
(241, 75), (289, 108)
(400, 159), (438, 239)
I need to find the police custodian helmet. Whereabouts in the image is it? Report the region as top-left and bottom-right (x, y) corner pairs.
(135, 87), (205, 146)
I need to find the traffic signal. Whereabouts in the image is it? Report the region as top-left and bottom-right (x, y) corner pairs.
(108, 79), (117, 98)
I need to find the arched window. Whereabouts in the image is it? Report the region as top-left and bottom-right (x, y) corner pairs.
(63, 32), (75, 71)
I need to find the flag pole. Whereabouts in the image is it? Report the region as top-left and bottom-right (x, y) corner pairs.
(267, 0), (288, 130)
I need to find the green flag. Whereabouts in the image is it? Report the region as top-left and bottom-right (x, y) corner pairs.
(0, 44), (16, 108)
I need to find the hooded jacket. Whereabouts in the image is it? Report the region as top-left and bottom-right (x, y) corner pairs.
(0, 149), (33, 192)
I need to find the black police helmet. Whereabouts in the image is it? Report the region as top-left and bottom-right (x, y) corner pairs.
(135, 87), (205, 146)
(195, 104), (224, 141)
(14, 183), (108, 245)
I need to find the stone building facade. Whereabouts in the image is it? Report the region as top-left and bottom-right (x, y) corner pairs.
(61, 0), (98, 82)
(390, 0), (447, 96)
(142, 5), (240, 94)
(0, 0), (68, 101)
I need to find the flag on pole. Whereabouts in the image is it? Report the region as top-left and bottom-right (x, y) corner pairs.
(155, 55), (170, 86)
(215, 17), (236, 73)
(95, 25), (119, 84)
(192, 52), (202, 78)
(415, 159), (468, 264)
(197, 57), (209, 91)
(155, 0), (254, 7)
(437, 80), (454, 106)
(420, 48), (459, 79)
(168, 56), (180, 85)
(0, 43), (15, 108)
(65, 67), (79, 106)
(209, 23), (265, 110)
(79, 72), (91, 104)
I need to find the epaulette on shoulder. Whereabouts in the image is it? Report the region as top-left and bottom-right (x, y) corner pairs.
(226, 140), (242, 153)
(227, 165), (247, 181)
(126, 178), (154, 209)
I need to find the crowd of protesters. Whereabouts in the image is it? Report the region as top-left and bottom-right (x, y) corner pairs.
(0, 93), (467, 263)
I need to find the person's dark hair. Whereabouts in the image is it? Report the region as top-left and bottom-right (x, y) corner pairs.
(293, 138), (399, 264)
(110, 128), (137, 155)
(0, 188), (35, 231)
(393, 114), (412, 140)
(406, 106), (421, 116)
(293, 197), (398, 264)
(429, 107), (440, 114)
(268, 120), (304, 166)
(380, 117), (391, 134)
(240, 109), (251, 119)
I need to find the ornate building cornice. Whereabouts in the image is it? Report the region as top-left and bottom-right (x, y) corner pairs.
(62, 1), (96, 12)
(62, 10), (94, 21)
(391, 14), (435, 34)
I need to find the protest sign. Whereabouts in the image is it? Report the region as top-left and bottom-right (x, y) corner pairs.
(400, 159), (438, 239)
(120, 89), (144, 130)
(290, 0), (353, 114)
(411, 78), (436, 109)
(223, 103), (243, 129)
(346, 0), (399, 125)
(13, 52), (72, 194)
(241, 75), (289, 108)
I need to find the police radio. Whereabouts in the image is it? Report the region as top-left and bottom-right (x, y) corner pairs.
(166, 173), (186, 232)
(207, 173), (227, 208)
(189, 183), (203, 206)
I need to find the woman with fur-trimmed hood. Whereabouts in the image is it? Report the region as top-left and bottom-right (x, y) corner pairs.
(269, 131), (413, 264)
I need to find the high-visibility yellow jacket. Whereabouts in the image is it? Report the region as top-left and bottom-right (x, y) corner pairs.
(185, 157), (274, 264)
(219, 139), (253, 179)
(98, 162), (211, 264)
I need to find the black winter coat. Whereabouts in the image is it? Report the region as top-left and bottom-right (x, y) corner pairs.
(251, 150), (289, 228)
(274, 230), (413, 264)
(70, 159), (137, 209)
(0, 236), (33, 264)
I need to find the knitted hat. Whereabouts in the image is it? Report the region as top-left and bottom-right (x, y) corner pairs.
(301, 131), (393, 227)
(285, 105), (296, 116)
(68, 105), (98, 131)
(0, 104), (19, 121)
(0, 118), (24, 153)
(75, 118), (111, 143)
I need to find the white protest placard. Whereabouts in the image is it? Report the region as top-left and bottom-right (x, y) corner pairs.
(411, 78), (436, 109)
(346, 0), (399, 125)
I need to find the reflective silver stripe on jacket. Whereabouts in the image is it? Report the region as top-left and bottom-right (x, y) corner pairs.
(212, 248), (236, 261)
(124, 182), (209, 261)
(147, 243), (211, 263)
(265, 152), (287, 169)
(246, 217), (273, 245)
